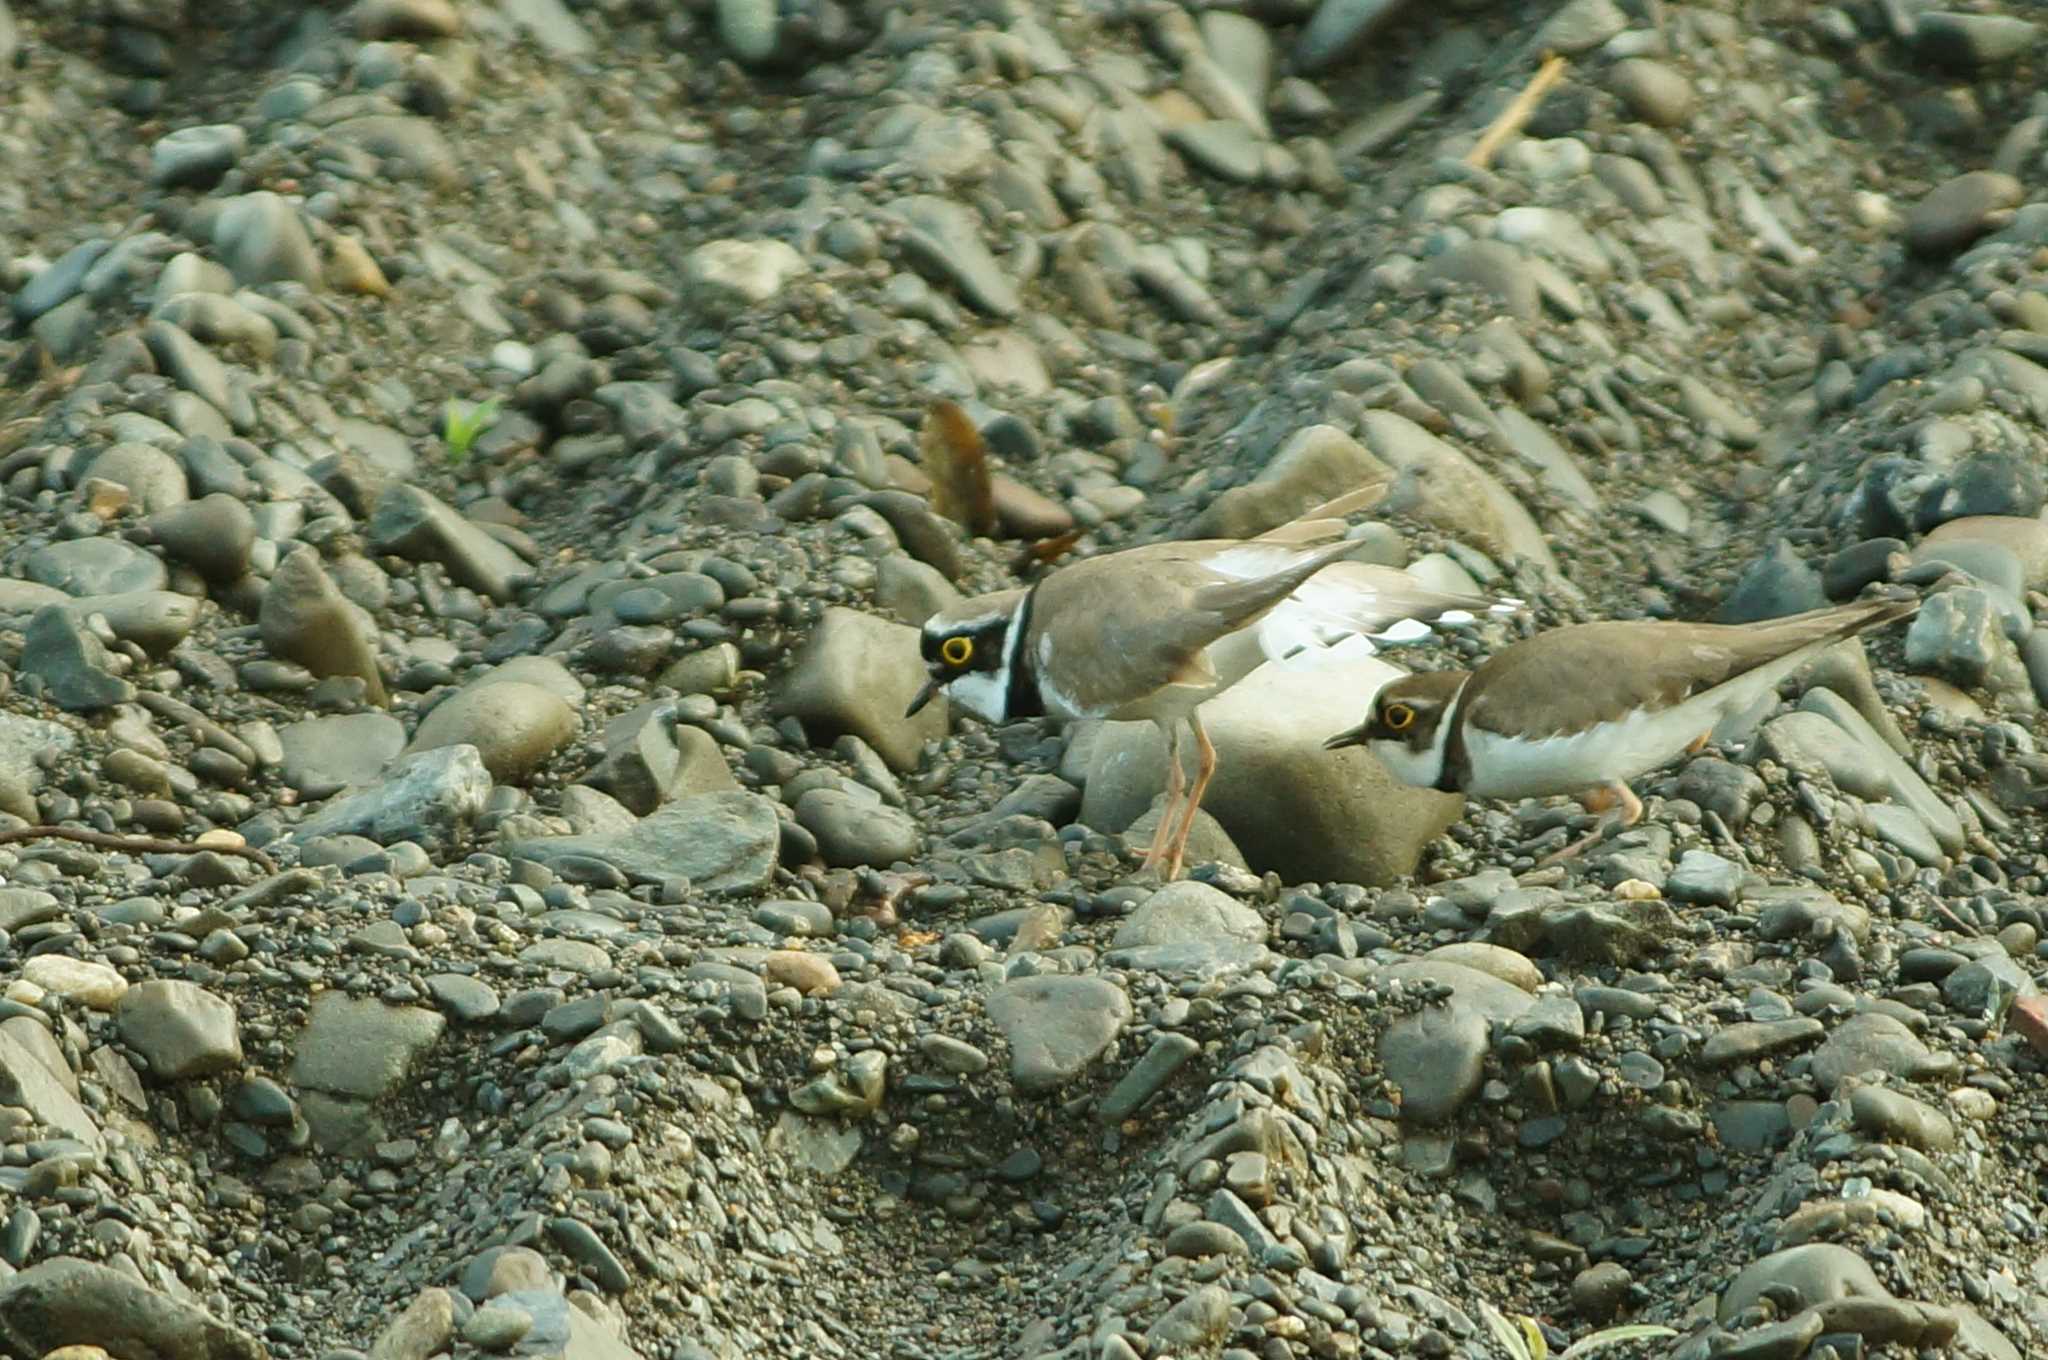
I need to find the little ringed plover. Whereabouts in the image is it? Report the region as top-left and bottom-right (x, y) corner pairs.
(1324, 597), (1918, 863)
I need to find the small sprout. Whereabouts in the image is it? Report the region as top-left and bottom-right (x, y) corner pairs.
(442, 398), (500, 464)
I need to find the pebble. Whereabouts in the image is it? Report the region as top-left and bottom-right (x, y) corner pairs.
(504, 790), (781, 893)
(987, 975), (1131, 1093)
(1904, 171), (2022, 257)
(409, 681), (577, 783)
(112, 979), (244, 1078)
(774, 607), (947, 772)
(0, 1258), (263, 1359)
(260, 548), (388, 706)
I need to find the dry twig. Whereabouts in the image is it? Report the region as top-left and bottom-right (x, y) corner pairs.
(1464, 54), (1568, 171)
(0, 825), (278, 874)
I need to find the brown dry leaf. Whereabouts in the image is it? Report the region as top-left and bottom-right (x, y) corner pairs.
(919, 399), (996, 537)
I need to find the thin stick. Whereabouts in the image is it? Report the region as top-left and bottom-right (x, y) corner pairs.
(1465, 54), (1568, 171)
(0, 825), (277, 875)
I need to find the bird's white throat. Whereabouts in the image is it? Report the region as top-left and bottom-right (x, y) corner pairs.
(1369, 726), (1452, 790)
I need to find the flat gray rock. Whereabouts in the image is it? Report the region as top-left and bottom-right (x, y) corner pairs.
(0, 1257), (262, 1360)
(278, 712), (407, 795)
(775, 607), (947, 772)
(987, 975), (1131, 1094)
(115, 980), (244, 1081)
(289, 993), (446, 1100)
(0, 1028), (102, 1152)
(292, 744), (492, 845)
(1375, 958), (1536, 1123)
(1809, 1012), (1957, 1094)
(504, 789), (781, 893)
(367, 484), (534, 603)
(1108, 880), (1271, 973)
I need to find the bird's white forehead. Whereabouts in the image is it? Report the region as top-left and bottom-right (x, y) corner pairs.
(923, 588), (1026, 637)
(923, 603), (1013, 638)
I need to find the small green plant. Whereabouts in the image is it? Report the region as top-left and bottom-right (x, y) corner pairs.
(442, 398), (500, 464)
(1479, 1302), (1678, 1360)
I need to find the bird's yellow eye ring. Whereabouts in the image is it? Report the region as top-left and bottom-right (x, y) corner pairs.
(1383, 702), (1416, 732)
(941, 636), (974, 666)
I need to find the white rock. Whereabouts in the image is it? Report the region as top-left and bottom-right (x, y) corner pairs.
(22, 956), (129, 1010)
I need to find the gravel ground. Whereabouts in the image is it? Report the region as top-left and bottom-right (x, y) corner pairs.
(2, 1), (2048, 1359)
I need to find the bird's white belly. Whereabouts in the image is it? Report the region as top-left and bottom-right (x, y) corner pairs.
(1461, 699), (1721, 800)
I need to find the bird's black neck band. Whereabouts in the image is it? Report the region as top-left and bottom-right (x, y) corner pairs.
(1003, 582), (1045, 720)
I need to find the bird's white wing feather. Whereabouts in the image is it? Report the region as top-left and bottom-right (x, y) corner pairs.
(1195, 548), (1517, 664)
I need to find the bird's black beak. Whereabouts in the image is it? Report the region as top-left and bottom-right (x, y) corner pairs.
(905, 675), (940, 718)
(1322, 721), (1370, 752)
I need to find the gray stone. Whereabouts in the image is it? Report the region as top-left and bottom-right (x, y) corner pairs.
(293, 744), (492, 845)
(887, 195), (1021, 317)
(1797, 689), (1966, 854)
(150, 123), (246, 187)
(114, 980), (243, 1080)
(987, 975), (1131, 1094)
(1608, 58), (1693, 126)
(87, 441), (189, 513)
(0, 1257), (262, 1360)
(262, 547), (388, 705)
(19, 606), (135, 711)
(1719, 1244), (1889, 1323)
(11, 240), (109, 323)
(212, 191), (322, 288)
(279, 713), (407, 794)
(1146, 1283), (1231, 1348)
(410, 681), (577, 783)
(1914, 11), (2040, 69)
(582, 703), (735, 814)
(1107, 880), (1269, 973)
(368, 1287), (455, 1360)
(147, 493), (255, 582)
(1905, 171), (2023, 257)
(1757, 711), (1891, 801)
(1809, 1012), (1956, 1094)
(1294, 0), (1413, 74)
(425, 974), (501, 1024)
(1421, 239), (1540, 324)
(151, 292), (278, 359)
(1098, 1031), (1201, 1124)
(367, 485), (534, 603)
(1849, 1084), (1956, 1152)
(1191, 423), (1393, 540)
(1942, 952), (2033, 1019)
(1359, 410), (1559, 570)
(1169, 120), (1263, 183)
(1375, 959), (1534, 1122)
(505, 790), (781, 893)
(26, 537), (168, 596)
(326, 114), (458, 188)
(775, 607), (947, 772)
(681, 238), (808, 320)
(1666, 849), (1743, 906)
(0, 1028), (102, 1151)
(144, 319), (245, 428)
(795, 787), (921, 867)
(1906, 587), (2029, 703)
(1699, 1018), (1824, 1066)
(289, 992), (445, 1100)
